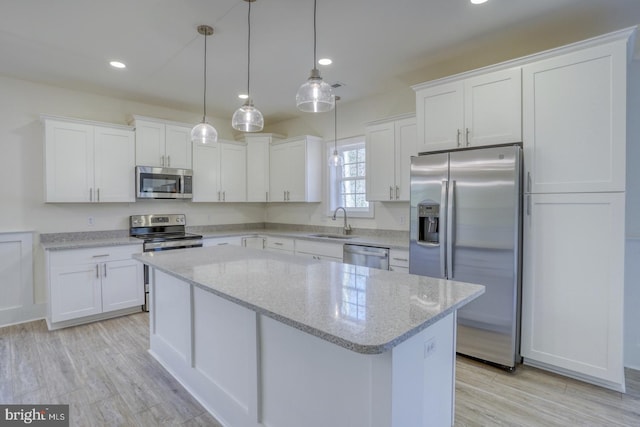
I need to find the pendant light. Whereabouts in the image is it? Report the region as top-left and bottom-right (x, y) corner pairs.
(295, 0), (334, 113)
(329, 96), (343, 168)
(191, 25), (218, 144)
(232, 0), (264, 132)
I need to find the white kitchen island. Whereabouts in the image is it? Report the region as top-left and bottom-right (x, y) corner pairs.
(134, 246), (484, 427)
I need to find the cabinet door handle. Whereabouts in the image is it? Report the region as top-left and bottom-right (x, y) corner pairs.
(527, 172), (531, 193)
(96, 264), (99, 278)
(89, 188), (93, 202)
(223, 191), (226, 202)
(97, 188), (100, 202)
(526, 194), (531, 216)
(283, 190), (286, 201)
(274, 242), (283, 246)
(103, 263), (107, 277)
(262, 238), (266, 249)
(389, 186), (393, 200)
(217, 191), (221, 201)
(392, 257), (408, 262)
(466, 128), (470, 146)
(167, 155), (171, 167)
(92, 254), (110, 258)
(457, 129), (461, 147)
(395, 186), (399, 200)
(161, 155), (165, 167)
(266, 191), (269, 202)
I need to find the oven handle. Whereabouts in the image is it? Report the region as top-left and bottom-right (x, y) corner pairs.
(144, 240), (203, 251)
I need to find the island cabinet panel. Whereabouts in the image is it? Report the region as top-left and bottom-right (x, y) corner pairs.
(152, 270), (191, 363)
(148, 266), (459, 427)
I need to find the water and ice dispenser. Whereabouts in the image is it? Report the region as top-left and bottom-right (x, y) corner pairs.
(418, 202), (440, 244)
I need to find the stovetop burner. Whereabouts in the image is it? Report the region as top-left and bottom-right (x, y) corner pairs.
(129, 214), (203, 246)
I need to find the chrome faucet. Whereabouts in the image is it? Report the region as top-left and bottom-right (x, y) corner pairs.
(332, 207), (352, 235)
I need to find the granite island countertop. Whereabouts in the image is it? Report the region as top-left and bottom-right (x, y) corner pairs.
(134, 245), (484, 354)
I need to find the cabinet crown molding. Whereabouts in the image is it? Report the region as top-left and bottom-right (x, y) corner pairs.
(127, 114), (191, 128)
(412, 26), (636, 92)
(40, 114), (133, 131)
(365, 113), (416, 127)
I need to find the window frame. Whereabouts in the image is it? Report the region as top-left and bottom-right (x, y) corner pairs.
(326, 136), (374, 218)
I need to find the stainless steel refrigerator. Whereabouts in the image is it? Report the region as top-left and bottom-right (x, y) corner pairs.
(409, 144), (522, 370)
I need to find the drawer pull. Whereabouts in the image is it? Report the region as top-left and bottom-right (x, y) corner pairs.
(274, 242), (284, 246)
(92, 254), (110, 258)
(392, 257), (408, 262)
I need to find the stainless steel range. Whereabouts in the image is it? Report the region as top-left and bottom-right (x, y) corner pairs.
(130, 214), (203, 311)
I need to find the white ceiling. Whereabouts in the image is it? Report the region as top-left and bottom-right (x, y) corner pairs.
(1, 0), (639, 124)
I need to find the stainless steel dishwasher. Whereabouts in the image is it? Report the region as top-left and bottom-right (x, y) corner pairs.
(343, 244), (390, 270)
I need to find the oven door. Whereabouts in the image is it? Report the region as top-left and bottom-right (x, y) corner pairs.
(136, 166), (193, 199)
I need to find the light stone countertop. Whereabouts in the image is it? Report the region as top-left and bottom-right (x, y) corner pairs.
(40, 227), (410, 251)
(134, 245), (484, 354)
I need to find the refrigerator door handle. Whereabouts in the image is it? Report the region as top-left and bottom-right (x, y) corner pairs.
(447, 180), (455, 279)
(440, 179), (448, 278)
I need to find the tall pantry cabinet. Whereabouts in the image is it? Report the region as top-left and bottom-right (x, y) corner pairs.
(520, 29), (634, 392)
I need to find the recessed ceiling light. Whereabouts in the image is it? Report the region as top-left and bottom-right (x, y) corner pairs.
(470, 0), (488, 4)
(109, 61), (126, 69)
(318, 58), (332, 66)
(238, 93), (249, 99)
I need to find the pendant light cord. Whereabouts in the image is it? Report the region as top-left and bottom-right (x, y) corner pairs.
(203, 31), (208, 122)
(313, 0), (317, 68)
(247, 1), (251, 97)
(334, 98), (337, 151)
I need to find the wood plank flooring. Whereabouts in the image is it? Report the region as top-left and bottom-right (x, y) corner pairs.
(0, 313), (638, 426)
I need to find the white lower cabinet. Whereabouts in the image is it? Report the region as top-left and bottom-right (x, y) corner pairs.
(521, 192), (625, 390)
(265, 237), (295, 254)
(295, 240), (343, 262)
(203, 236), (244, 247)
(47, 245), (143, 326)
(389, 249), (410, 273)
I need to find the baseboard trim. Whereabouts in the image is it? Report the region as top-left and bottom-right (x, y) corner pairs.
(0, 303), (46, 328)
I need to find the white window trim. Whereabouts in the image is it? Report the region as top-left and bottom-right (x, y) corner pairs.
(326, 136), (374, 219)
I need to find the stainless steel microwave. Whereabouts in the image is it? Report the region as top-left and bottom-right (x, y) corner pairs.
(136, 166), (193, 199)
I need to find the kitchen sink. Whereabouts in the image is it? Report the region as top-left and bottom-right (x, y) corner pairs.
(308, 233), (356, 240)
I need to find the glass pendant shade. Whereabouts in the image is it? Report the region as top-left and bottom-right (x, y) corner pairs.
(232, 99), (264, 132)
(329, 149), (343, 168)
(296, 68), (334, 113)
(191, 121), (218, 145)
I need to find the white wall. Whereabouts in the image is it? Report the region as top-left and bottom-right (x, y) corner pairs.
(625, 60), (640, 369)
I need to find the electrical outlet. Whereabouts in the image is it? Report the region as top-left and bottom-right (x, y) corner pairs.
(424, 338), (436, 358)
(88, 216), (95, 226)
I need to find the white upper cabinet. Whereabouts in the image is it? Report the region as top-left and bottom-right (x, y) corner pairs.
(523, 40), (627, 193)
(269, 136), (322, 202)
(220, 141), (247, 202)
(414, 68), (522, 153)
(132, 116), (192, 169)
(43, 116), (135, 203)
(192, 140), (220, 202)
(366, 115), (417, 201)
(242, 133), (283, 202)
(192, 140), (246, 202)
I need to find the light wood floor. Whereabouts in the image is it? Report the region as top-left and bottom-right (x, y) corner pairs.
(1, 313), (639, 426)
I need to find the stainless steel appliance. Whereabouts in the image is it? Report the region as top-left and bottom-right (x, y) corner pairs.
(343, 244), (390, 270)
(129, 214), (203, 311)
(409, 144), (522, 370)
(136, 166), (193, 199)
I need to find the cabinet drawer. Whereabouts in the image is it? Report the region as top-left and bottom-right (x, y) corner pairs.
(49, 244), (142, 266)
(389, 249), (409, 268)
(265, 237), (294, 252)
(296, 240), (343, 259)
